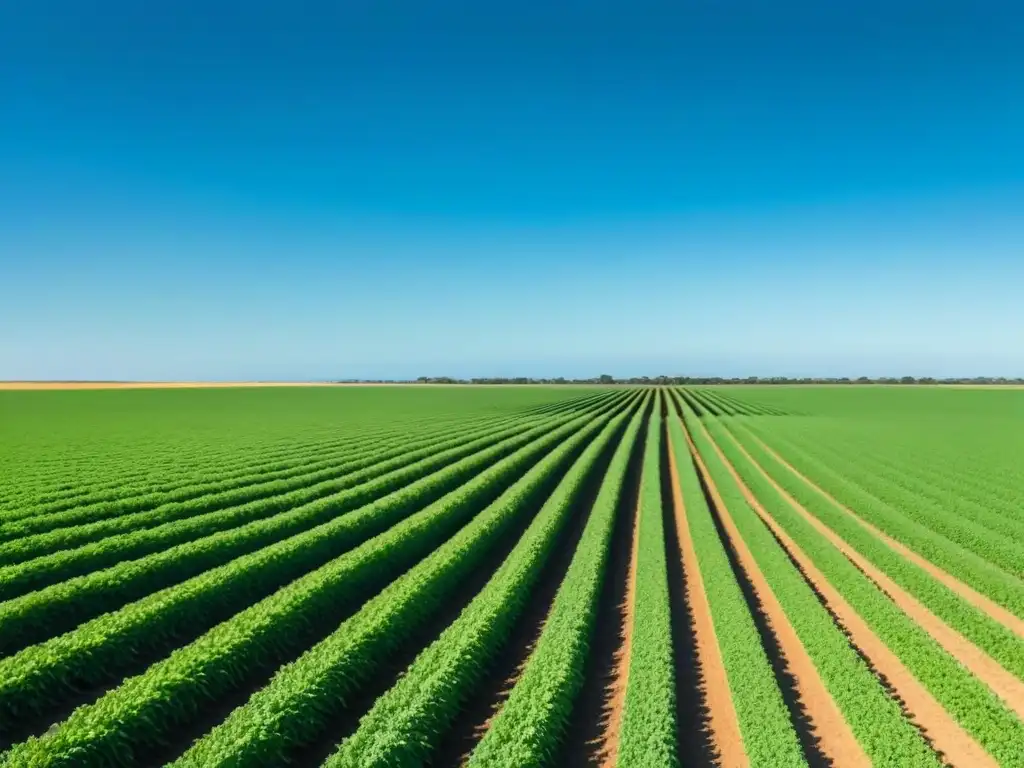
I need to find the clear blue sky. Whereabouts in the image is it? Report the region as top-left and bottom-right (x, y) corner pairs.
(2, 1), (1022, 380)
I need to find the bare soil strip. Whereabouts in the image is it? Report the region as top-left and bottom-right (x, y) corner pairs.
(705, 431), (996, 767)
(149, 478), (546, 767)
(683, 427), (861, 767)
(434, 425), (623, 765)
(593, 466), (642, 768)
(746, 431), (1024, 641)
(659, 420), (717, 766)
(283, 508), (540, 768)
(666, 435), (747, 767)
(723, 430), (1024, 721)
(560, 418), (646, 767)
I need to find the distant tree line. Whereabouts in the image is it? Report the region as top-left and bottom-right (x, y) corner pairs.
(329, 375), (1024, 386)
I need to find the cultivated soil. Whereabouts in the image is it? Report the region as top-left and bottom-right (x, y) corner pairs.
(683, 427), (829, 767)
(746, 432), (1024, 641)
(702, 433), (996, 766)
(559, 417), (645, 766)
(665, 436), (747, 767)
(721, 428), (1024, 720)
(435, 421), (623, 765)
(593, 467), (642, 768)
(659, 419), (717, 766)
(691, 422), (871, 766)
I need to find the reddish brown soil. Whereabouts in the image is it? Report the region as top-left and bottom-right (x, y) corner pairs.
(593, 472), (642, 768)
(703, 428), (996, 767)
(688, 423), (872, 766)
(433, 424), (622, 765)
(746, 432), (1024, 642)
(658, 417), (717, 766)
(722, 429), (1024, 721)
(559, 417), (646, 767)
(282, 508), (542, 768)
(666, 435), (747, 767)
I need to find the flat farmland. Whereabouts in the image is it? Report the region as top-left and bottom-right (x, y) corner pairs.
(0, 385), (1022, 767)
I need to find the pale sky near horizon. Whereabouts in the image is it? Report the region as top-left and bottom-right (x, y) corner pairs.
(3, 1), (1023, 380)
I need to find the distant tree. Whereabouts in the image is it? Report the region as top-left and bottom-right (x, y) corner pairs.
(405, 373), (1020, 386)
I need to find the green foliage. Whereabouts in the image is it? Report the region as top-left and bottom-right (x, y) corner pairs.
(0, 416), (596, 656)
(3, 383), (1023, 766)
(697, 416), (940, 765)
(717, 415), (1024, 764)
(466, 399), (647, 767)
(0, 386), (610, 515)
(671, 393), (806, 767)
(724, 420), (1024, 683)
(317, 400), (639, 767)
(2, 397), (628, 767)
(0, 415), (549, 577)
(0, 410), (520, 538)
(0, 406), (620, 735)
(739, 423), (1024, 619)
(616, 397), (677, 767)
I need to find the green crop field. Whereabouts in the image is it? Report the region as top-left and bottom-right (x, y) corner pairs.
(0, 384), (1022, 767)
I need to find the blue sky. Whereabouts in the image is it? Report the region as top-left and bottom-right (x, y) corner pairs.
(2, 1), (1022, 380)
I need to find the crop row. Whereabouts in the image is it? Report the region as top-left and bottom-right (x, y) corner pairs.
(693, 402), (1024, 765)
(668, 392), (806, 765)
(818, 429), (1024, 526)
(728, 401), (1024, 515)
(746, 425), (1024, 576)
(0, 420), (421, 515)
(0, 406), (559, 547)
(688, 405), (939, 765)
(687, 388), (784, 417)
(615, 396), (677, 766)
(1, 398), (629, 766)
(1, 390), (619, 518)
(746, 421), (1024, 544)
(315, 397), (639, 767)
(466, 396), (647, 766)
(0, 394), (629, 658)
(733, 422), (1024, 619)
(718, 419), (1024, 682)
(2, 415), (450, 520)
(1, 429), (358, 515)
(0, 402), (627, 741)
(0, 404), (609, 602)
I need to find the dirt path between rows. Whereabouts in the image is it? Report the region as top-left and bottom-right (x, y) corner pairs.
(593, 464), (642, 768)
(436, 424), (622, 765)
(701, 427), (996, 767)
(720, 428), (1024, 722)
(559, 416), (644, 767)
(683, 421), (867, 767)
(666, 435), (747, 767)
(744, 431), (1024, 642)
